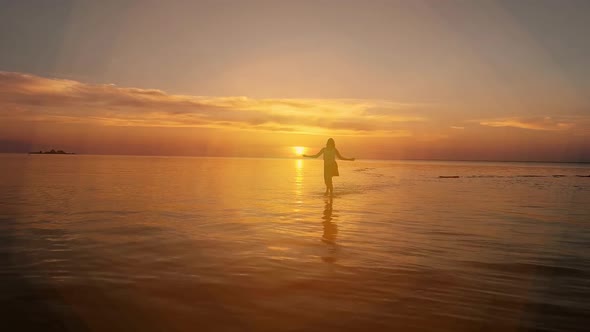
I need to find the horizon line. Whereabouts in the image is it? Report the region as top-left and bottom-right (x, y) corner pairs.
(3, 152), (589, 164)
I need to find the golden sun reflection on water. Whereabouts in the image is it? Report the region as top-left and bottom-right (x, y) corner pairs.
(295, 158), (303, 170)
(294, 159), (304, 208)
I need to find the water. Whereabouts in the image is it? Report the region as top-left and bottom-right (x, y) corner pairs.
(1, 154), (589, 331)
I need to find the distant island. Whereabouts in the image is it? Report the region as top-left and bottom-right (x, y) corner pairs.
(29, 149), (76, 155)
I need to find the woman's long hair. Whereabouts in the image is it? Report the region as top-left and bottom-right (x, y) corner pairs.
(326, 138), (335, 149)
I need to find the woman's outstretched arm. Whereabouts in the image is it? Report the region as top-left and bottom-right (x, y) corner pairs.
(336, 149), (355, 161)
(302, 148), (324, 158)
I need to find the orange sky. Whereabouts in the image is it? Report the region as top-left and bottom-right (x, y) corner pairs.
(0, 71), (588, 161)
(0, 1), (589, 161)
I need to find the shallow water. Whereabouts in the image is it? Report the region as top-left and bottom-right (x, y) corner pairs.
(1, 154), (589, 331)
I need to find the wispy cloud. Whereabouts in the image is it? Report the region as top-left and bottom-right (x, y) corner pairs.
(0, 71), (428, 136)
(478, 117), (576, 131)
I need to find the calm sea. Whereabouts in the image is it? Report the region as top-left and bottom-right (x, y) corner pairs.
(1, 154), (589, 331)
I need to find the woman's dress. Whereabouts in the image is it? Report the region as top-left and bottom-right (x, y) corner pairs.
(323, 148), (339, 178)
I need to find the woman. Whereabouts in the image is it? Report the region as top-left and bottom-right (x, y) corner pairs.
(303, 138), (355, 196)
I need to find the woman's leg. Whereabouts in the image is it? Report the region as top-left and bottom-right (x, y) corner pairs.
(324, 173), (331, 195)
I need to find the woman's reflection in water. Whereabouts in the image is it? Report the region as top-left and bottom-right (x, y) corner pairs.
(321, 196), (339, 263)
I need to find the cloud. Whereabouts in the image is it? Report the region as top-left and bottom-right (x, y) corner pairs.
(0, 71), (427, 136)
(478, 117), (576, 131)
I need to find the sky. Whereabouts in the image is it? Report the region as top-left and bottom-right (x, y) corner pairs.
(0, 0), (589, 161)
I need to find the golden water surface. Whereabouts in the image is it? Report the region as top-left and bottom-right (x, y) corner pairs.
(1, 154), (589, 331)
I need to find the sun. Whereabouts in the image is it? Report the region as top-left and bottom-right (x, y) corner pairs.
(293, 146), (306, 156)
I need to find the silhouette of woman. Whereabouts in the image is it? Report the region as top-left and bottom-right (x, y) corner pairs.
(303, 138), (355, 196)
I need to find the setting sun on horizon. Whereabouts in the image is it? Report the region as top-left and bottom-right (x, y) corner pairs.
(293, 146), (307, 156)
